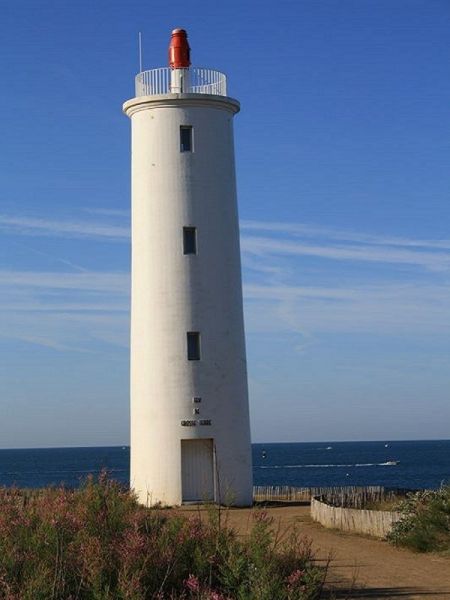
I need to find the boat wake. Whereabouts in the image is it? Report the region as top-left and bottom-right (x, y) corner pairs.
(0, 468), (127, 476)
(257, 462), (399, 469)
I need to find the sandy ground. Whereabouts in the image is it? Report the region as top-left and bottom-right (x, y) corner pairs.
(179, 504), (450, 599)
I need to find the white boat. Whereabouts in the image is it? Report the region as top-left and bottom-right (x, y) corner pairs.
(383, 460), (400, 466)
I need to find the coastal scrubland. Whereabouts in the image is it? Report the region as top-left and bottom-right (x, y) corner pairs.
(387, 485), (450, 553)
(218, 504), (450, 596)
(0, 474), (325, 599)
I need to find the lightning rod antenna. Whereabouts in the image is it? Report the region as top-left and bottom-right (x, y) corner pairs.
(138, 32), (143, 72)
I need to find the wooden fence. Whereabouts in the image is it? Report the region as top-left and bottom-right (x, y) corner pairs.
(311, 496), (402, 538)
(252, 485), (388, 504)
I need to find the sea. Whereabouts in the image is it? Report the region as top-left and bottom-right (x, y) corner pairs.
(0, 440), (448, 491)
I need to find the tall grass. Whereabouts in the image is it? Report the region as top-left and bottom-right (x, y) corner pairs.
(0, 474), (325, 599)
(387, 485), (450, 553)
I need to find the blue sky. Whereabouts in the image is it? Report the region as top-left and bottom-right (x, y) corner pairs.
(0, 0), (449, 447)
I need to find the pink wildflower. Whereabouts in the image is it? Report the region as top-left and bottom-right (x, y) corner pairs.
(286, 569), (304, 586)
(209, 592), (228, 600)
(253, 510), (269, 523)
(184, 574), (200, 592)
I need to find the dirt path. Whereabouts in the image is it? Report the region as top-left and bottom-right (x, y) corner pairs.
(180, 505), (450, 599)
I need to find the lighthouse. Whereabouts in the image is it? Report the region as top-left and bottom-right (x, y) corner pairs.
(123, 29), (253, 506)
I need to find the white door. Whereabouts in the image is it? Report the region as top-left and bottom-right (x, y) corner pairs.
(181, 439), (215, 502)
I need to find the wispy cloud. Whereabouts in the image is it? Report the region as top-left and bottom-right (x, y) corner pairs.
(12, 240), (88, 272)
(0, 301), (127, 312)
(0, 215), (129, 241)
(2, 215), (450, 351)
(83, 208), (130, 218)
(5, 213), (450, 271)
(0, 310), (129, 352)
(240, 220), (450, 336)
(0, 270), (129, 293)
(244, 282), (450, 335)
(241, 236), (450, 271)
(0, 270), (130, 351)
(241, 220), (450, 251)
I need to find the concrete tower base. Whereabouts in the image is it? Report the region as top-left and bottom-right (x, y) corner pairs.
(124, 91), (253, 507)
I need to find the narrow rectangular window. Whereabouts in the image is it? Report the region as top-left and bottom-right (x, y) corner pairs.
(183, 227), (197, 255)
(187, 332), (200, 361)
(180, 126), (193, 152)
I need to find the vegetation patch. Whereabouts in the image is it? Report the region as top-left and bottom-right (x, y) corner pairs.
(387, 485), (450, 553)
(362, 497), (403, 511)
(0, 474), (326, 599)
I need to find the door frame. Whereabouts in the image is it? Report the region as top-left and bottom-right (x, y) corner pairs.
(180, 438), (216, 504)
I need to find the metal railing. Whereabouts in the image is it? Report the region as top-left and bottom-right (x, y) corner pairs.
(135, 67), (227, 97)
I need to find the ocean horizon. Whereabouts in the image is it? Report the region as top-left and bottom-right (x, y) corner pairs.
(0, 439), (448, 491)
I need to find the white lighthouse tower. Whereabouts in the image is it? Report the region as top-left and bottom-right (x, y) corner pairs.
(123, 29), (253, 506)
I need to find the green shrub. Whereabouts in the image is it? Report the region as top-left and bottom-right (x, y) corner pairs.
(387, 485), (450, 553)
(0, 475), (325, 599)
